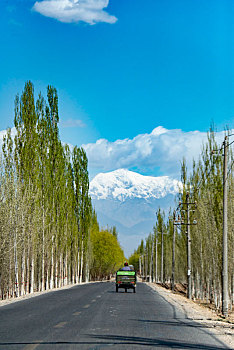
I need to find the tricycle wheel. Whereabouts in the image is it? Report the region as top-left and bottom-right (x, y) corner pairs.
(116, 286), (118, 293)
(133, 288), (136, 293)
(125, 288), (127, 293)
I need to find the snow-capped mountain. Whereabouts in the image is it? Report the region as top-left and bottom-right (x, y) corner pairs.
(90, 169), (180, 201)
(90, 169), (181, 256)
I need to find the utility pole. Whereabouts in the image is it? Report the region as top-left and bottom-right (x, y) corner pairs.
(142, 254), (144, 280)
(149, 243), (153, 283)
(145, 252), (148, 281)
(186, 193), (192, 300)
(158, 231), (167, 284)
(151, 242), (154, 282)
(154, 229), (158, 283)
(161, 230), (164, 283)
(171, 211), (176, 291)
(139, 256), (142, 276)
(213, 134), (232, 317)
(222, 136), (228, 317)
(177, 194), (197, 299)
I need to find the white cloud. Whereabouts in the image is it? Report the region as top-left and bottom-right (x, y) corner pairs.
(60, 118), (86, 128)
(0, 127), (17, 140)
(0, 127), (17, 151)
(33, 0), (117, 25)
(83, 126), (228, 178)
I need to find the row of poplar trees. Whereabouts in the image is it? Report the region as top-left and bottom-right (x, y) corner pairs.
(0, 81), (124, 300)
(130, 128), (234, 311)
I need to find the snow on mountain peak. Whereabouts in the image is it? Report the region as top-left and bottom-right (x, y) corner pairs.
(90, 169), (181, 201)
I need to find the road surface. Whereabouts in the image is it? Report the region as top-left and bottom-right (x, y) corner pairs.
(0, 282), (231, 349)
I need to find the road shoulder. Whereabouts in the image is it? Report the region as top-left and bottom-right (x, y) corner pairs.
(147, 282), (234, 349)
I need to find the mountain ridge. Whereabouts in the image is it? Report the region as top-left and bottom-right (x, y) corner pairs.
(89, 169), (180, 256)
(90, 168), (181, 201)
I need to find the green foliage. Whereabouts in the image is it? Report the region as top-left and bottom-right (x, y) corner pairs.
(0, 81), (120, 299)
(133, 127), (233, 309)
(0, 81), (124, 299)
(129, 251), (140, 271)
(90, 227), (125, 279)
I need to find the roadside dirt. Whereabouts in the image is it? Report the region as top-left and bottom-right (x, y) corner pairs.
(147, 282), (234, 349)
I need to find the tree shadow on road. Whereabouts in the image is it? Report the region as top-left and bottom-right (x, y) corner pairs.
(86, 334), (229, 349)
(0, 335), (228, 349)
(130, 319), (213, 328)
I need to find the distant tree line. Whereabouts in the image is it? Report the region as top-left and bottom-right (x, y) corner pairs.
(0, 81), (124, 300)
(130, 129), (233, 312)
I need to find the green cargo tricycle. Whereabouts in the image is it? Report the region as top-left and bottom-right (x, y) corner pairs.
(116, 270), (136, 293)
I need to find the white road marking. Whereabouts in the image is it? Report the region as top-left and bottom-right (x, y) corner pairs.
(83, 304), (90, 308)
(73, 311), (81, 316)
(54, 321), (67, 328)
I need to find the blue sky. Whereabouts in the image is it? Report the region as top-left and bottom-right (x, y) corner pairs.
(0, 0), (233, 178)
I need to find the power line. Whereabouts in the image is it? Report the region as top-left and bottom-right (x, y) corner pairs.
(192, 136), (233, 192)
(227, 139), (234, 147)
(188, 143), (224, 194)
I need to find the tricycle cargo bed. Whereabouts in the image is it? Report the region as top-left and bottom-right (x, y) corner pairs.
(116, 270), (136, 293)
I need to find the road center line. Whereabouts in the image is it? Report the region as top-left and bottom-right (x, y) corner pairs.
(73, 311), (81, 315)
(54, 321), (67, 328)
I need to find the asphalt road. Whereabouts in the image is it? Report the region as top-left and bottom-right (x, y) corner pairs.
(0, 282), (231, 350)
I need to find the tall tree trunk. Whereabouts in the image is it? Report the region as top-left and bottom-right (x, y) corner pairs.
(77, 248), (80, 284)
(59, 253), (63, 287)
(139, 256), (142, 276)
(85, 256), (89, 283)
(161, 231), (164, 283)
(232, 273), (234, 306)
(14, 234), (19, 298)
(27, 242), (30, 294)
(149, 245), (153, 283)
(41, 210), (45, 292)
(145, 253), (148, 281)
(141, 254), (144, 280)
(79, 239), (84, 283)
(155, 237), (158, 283)
(30, 252), (34, 293)
(9, 245), (12, 299)
(46, 257), (49, 291)
(64, 250), (68, 286)
(55, 254), (58, 288)
(50, 236), (54, 289)
(21, 248), (25, 296)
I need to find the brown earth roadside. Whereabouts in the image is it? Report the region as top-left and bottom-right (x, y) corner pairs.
(147, 282), (234, 349)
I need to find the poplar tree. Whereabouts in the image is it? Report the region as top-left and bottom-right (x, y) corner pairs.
(0, 81), (126, 300)
(131, 127), (233, 312)
(72, 146), (92, 282)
